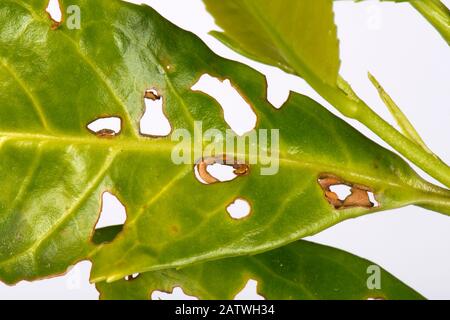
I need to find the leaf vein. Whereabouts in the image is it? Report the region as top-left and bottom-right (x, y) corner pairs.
(0, 59), (51, 131)
(0, 149), (118, 266)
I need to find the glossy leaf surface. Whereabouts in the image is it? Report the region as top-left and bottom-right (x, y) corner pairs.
(0, 0), (448, 285)
(96, 237), (424, 300)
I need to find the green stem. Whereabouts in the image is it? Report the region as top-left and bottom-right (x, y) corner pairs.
(311, 1), (450, 188)
(354, 102), (450, 188)
(419, 200), (450, 216)
(245, 3), (450, 189)
(310, 78), (450, 188)
(410, 0), (450, 44)
(416, 180), (450, 215)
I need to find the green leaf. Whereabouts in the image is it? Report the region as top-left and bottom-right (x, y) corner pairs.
(204, 0), (341, 86)
(205, 0), (450, 189)
(96, 235), (424, 300)
(0, 0), (449, 286)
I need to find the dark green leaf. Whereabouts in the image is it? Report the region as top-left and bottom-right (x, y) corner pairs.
(96, 235), (424, 300)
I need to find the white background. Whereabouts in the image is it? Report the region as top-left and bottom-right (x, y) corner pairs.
(1, 0), (449, 300)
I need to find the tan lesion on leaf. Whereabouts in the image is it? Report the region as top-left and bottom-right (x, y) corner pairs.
(86, 116), (122, 138)
(124, 273), (140, 281)
(95, 129), (117, 138)
(50, 20), (62, 30)
(46, 0), (63, 30)
(170, 224), (180, 235)
(144, 89), (161, 101)
(196, 155), (249, 185)
(318, 174), (377, 210)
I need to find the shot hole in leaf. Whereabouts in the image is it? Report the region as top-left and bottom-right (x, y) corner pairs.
(368, 191), (379, 207)
(151, 287), (199, 300)
(124, 273), (140, 281)
(234, 279), (265, 300)
(46, 0), (62, 29)
(87, 117), (121, 137)
(194, 156), (249, 184)
(140, 89), (171, 137)
(64, 261), (92, 291)
(266, 72), (292, 109)
(329, 184), (352, 201)
(227, 198), (251, 220)
(94, 192), (127, 230)
(318, 175), (379, 209)
(191, 74), (257, 136)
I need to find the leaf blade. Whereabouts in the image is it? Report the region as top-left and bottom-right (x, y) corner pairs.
(204, 0), (341, 86)
(0, 0), (448, 285)
(96, 236), (424, 300)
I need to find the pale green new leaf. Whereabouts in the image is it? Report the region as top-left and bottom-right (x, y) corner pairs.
(96, 235), (424, 300)
(0, 0), (449, 286)
(204, 0), (341, 86)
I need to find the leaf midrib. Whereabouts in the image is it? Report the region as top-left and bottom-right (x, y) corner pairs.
(0, 131), (173, 152)
(3, 1), (415, 192)
(0, 129), (427, 194)
(0, 59), (50, 131)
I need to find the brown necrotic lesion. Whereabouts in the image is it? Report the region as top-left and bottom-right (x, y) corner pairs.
(46, 0), (62, 30)
(196, 155), (249, 185)
(87, 116), (122, 137)
(95, 129), (117, 138)
(144, 89), (161, 101)
(140, 88), (171, 137)
(318, 174), (378, 209)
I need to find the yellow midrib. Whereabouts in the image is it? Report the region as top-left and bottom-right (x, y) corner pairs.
(0, 131), (173, 152)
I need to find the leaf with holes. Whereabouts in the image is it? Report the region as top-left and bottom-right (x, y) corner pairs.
(204, 0), (450, 189)
(95, 234), (423, 300)
(0, 0), (449, 286)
